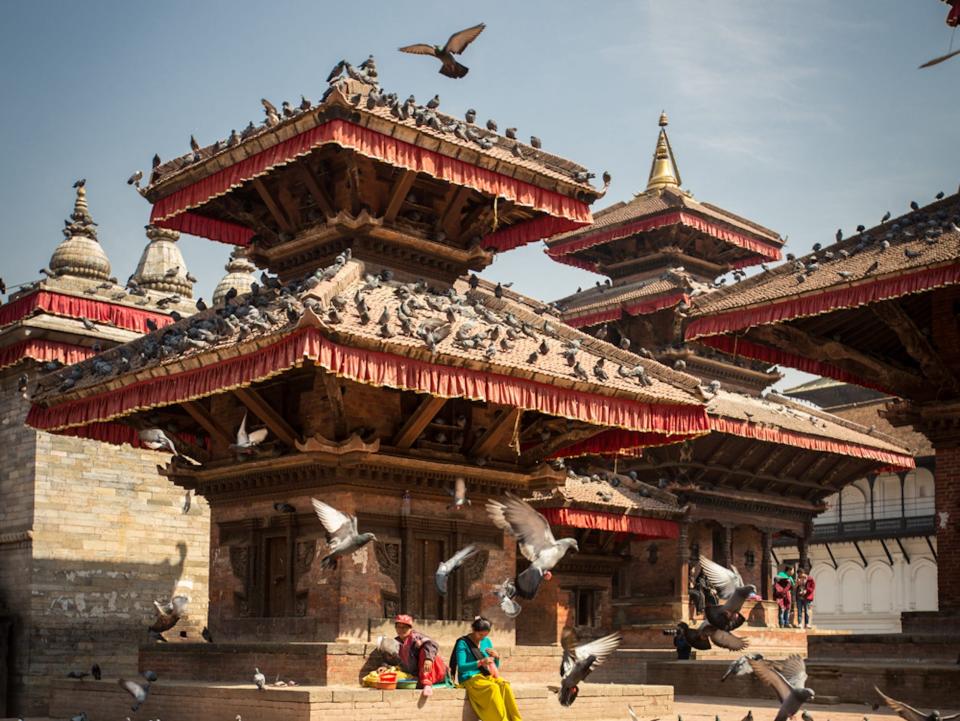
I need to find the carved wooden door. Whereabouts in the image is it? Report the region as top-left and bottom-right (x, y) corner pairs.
(265, 536), (289, 616)
(410, 535), (445, 620)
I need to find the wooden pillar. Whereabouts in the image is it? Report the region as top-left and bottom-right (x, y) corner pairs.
(797, 523), (811, 573)
(761, 529), (773, 601)
(678, 521), (690, 620)
(934, 444), (960, 610)
(721, 524), (734, 568)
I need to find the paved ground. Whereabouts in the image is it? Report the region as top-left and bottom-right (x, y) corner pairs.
(675, 694), (959, 721)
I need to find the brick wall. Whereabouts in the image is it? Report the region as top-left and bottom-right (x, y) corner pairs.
(0, 365), (211, 717)
(936, 445), (960, 610)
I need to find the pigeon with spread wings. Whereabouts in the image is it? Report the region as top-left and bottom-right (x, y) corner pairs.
(230, 411), (269, 456)
(399, 23), (486, 78)
(749, 655), (814, 721)
(486, 492), (578, 599)
(874, 686), (960, 721)
(699, 556), (757, 632)
(435, 544), (478, 594)
(553, 631), (622, 706)
(676, 621), (749, 652)
(311, 499), (378, 569)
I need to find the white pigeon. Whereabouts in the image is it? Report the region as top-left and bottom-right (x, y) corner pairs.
(230, 412), (269, 454)
(254, 667), (266, 690)
(485, 492), (578, 599)
(117, 678), (150, 711)
(435, 544), (478, 594)
(492, 578), (521, 618)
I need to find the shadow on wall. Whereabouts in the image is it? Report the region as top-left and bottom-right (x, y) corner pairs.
(9, 541), (202, 718)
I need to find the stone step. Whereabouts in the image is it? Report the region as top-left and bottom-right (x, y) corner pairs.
(808, 632), (959, 662)
(49, 679), (673, 721)
(138, 643), (649, 686)
(646, 659), (959, 709)
(621, 625), (810, 660)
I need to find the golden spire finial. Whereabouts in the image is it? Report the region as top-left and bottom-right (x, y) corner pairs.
(646, 113), (681, 191)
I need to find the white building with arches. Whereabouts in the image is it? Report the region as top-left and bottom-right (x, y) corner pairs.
(782, 381), (938, 633)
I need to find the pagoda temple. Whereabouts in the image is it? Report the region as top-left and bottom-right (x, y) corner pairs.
(0, 184), (208, 717)
(541, 115), (914, 642)
(26, 64), (713, 654)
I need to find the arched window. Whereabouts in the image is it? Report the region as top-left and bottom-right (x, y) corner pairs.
(839, 563), (866, 613)
(912, 561), (938, 611)
(867, 565), (894, 613)
(876, 474), (902, 519)
(904, 468), (935, 517)
(840, 485), (867, 522)
(811, 564), (838, 614)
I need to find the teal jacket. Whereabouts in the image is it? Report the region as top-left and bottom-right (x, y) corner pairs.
(453, 636), (500, 682)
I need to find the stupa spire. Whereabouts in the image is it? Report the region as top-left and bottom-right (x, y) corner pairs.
(645, 112), (682, 191)
(48, 180), (112, 281)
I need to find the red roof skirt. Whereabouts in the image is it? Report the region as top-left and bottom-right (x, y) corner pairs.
(540, 507), (679, 539)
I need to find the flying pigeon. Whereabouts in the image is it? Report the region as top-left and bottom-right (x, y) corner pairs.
(117, 677), (150, 711)
(139, 428), (199, 464)
(676, 621), (749, 652)
(486, 493), (578, 599)
(254, 667), (266, 690)
(492, 578), (522, 618)
(448, 476), (471, 510)
(435, 544), (478, 594)
(311, 498), (378, 569)
(721, 653), (765, 682)
(749, 656), (814, 721)
(874, 686), (960, 721)
(553, 631), (622, 706)
(399, 23), (486, 78)
(230, 411), (269, 455)
(698, 556), (757, 631)
(149, 595), (188, 634)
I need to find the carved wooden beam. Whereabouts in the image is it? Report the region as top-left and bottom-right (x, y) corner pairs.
(470, 408), (522, 459)
(384, 169), (418, 222)
(751, 324), (922, 393)
(519, 426), (604, 465)
(233, 387), (300, 447)
(252, 178), (294, 234)
(320, 372), (348, 440)
(297, 165), (335, 219)
(438, 186), (471, 237)
(276, 181), (302, 229)
(646, 458), (824, 492)
(182, 400), (233, 448)
(871, 300), (960, 391)
(392, 395), (446, 450)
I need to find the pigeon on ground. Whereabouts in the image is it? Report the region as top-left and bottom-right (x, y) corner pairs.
(70, 714), (88, 721)
(802, 712), (815, 721)
(486, 493), (578, 599)
(229, 411), (269, 455)
(142, 670), (158, 683)
(67, 670), (89, 679)
(721, 653), (764, 681)
(741, 713), (753, 721)
(435, 544), (478, 594)
(91, 663), (101, 680)
(699, 556), (757, 631)
(553, 631), (622, 706)
(399, 23), (486, 78)
(676, 621), (749, 652)
(749, 656), (814, 721)
(254, 667), (266, 690)
(448, 476), (471, 510)
(202, 626), (214, 643)
(312, 498), (378, 569)
(118, 677), (150, 711)
(874, 686), (959, 721)
(149, 596), (188, 634)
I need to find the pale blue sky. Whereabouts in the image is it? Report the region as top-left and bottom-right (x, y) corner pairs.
(1, 1), (957, 390)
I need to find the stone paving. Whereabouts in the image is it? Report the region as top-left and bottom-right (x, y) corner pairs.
(674, 694), (959, 721)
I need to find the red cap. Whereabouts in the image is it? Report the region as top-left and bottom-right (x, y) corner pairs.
(394, 614), (414, 626)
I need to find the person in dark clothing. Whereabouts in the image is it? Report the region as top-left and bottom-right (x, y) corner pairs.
(673, 630), (692, 660)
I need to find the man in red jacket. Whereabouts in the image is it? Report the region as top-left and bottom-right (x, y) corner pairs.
(796, 570), (816, 629)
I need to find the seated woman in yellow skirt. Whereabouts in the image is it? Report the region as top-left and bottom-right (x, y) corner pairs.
(451, 617), (522, 721)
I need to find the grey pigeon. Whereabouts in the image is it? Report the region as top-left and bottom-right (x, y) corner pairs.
(486, 493), (578, 599)
(874, 686), (959, 721)
(138, 428), (177, 454)
(699, 556), (757, 631)
(117, 677), (150, 711)
(70, 714), (88, 721)
(721, 653), (764, 682)
(435, 544), (478, 594)
(312, 498), (378, 569)
(492, 578), (521, 618)
(677, 621), (749, 652)
(398, 23), (485, 79)
(376, 634), (401, 660)
(554, 631), (621, 706)
(229, 411), (268, 455)
(749, 656), (814, 721)
(254, 667), (266, 690)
